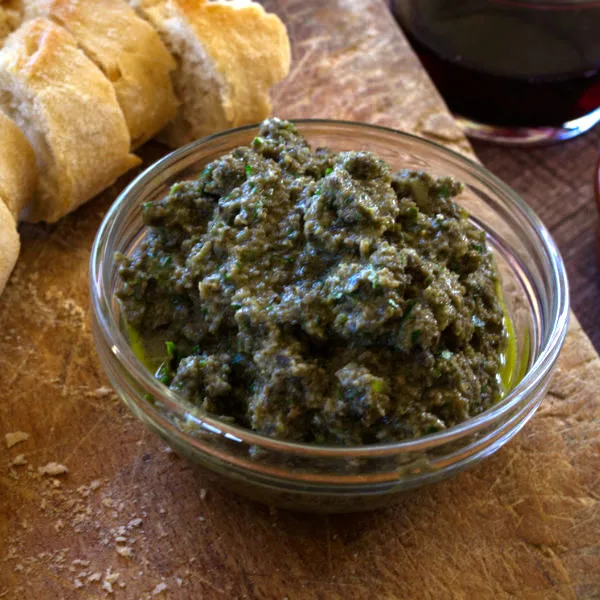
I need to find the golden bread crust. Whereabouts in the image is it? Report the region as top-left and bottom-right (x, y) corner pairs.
(0, 198), (19, 293)
(24, 0), (179, 147)
(0, 110), (37, 219)
(0, 18), (140, 223)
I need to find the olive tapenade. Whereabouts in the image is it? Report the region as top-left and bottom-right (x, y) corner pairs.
(117, 118), (508, 445)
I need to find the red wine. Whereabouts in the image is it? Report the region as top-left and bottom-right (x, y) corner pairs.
(392, 0), (600, 128)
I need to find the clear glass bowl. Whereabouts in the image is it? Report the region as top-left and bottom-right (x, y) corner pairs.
(90, 120), (569, 513)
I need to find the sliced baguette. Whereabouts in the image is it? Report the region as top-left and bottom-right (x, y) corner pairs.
(0, 18), (140, 223)
(132, 0), (291, 147)
(0, 110), (37, 220)
(0, 198), (19, 293)
(23, 0), (179, 148)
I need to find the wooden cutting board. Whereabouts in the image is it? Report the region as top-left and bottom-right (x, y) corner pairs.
(1, 1), (599, 598)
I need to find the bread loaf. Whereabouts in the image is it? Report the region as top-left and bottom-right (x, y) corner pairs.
(0, 198), (19, 293)
(0, 18), (140, 223)
(23, 0), (179, 148)
(131, 0), (291, 147)
(0, 110), (37, 220)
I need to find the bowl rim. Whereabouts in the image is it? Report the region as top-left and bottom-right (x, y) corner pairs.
(90, 118), (570, 458)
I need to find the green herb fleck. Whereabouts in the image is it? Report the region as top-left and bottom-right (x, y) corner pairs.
(165, 341), (176, 359)
(199, 165), (212, 179)
(245, 164), (253, 176)
(406, 206), (418, 219)
(143, 201), (152, 210)
(371, 379), (384, 393)
(252, 136), (264, 146)
(325, 167), (333, 175)
(438, 183), (450, 198)
(472, 243), (483, 254)
(192, 345), (200, 354)
(155, 361), (171, 385)
(367, 265), (380, 290)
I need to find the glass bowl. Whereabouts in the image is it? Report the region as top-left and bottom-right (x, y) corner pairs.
(90, 120), (569, 513)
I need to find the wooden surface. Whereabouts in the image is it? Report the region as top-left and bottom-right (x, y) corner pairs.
(473, 131), (600, 353)
(2, 1), (600, 598)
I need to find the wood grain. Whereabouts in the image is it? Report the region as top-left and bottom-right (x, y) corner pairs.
(1, 1), (599, 598)
(473, 131), (600, 353)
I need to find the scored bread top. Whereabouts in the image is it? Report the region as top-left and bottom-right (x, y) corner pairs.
(0, 18), (141, 223)
(135, 0), (291, 146)
(0, 110), (37, 220)
(23, 0), (179, 148)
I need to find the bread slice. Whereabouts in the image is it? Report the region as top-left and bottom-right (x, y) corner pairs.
(131, 0), (291, 147)
(0, 18), (140, 223)
(22, 0), (179, 148)
(0, 198), (19, 293)
(0, 110), (37, 219)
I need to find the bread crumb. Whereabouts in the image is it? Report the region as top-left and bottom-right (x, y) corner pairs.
(102, 568), (120, 593)
(88, 572), (102, 583)
(72, 559), (90, 567)
(38, 462), (68, 477)
(200, 489), (207, 501)
(152, 581), (168, 596)
(10, 454), (27, 467)
(74, 579), (84, 589)
(116, 546), (134, 559)
(94, 386), (113, 397)
(5, 431), (29, 448)
(128, 517), (143, 529)
(105, 569), (120, 585)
